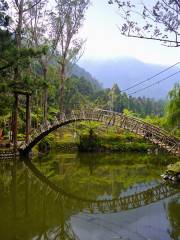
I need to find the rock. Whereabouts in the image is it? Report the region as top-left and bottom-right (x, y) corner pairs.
(161, 169), (180, 182)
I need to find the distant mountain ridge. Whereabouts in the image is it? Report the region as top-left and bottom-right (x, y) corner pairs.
(79, 57), (180, 99)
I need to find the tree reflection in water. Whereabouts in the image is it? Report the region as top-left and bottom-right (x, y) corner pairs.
(0, 160), (79, 240)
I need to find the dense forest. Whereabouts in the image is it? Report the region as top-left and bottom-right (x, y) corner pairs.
(0, 0), (179, 137)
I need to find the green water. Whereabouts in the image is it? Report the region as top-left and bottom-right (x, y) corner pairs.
(0, 152), (179, 240)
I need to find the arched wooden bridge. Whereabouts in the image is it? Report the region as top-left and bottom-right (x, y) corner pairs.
(26, 160), (180, 214)
(19, 109), (180, 156)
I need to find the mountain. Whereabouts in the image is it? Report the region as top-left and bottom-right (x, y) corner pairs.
(49, 57), (102, 90)
(79, 57), (180, 99)
(70, 64), (102, 90)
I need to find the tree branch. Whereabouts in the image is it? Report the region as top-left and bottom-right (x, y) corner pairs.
(23, 0), (42, 12)
(125, 33), (180, 46)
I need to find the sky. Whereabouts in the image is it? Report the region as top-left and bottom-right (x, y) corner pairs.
(79, 0), (180, 66)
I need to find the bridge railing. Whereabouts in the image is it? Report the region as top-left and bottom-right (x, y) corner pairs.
(92, 109), (179, 143)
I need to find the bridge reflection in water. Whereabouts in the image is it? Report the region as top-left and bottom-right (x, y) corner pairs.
(0, 159), (179, 240)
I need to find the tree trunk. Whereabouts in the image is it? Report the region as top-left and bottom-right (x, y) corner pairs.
(12, 92), (19, 152)
(59, 64), (66, 115)
(16, 0), (24, 48)
(43, 68), (48, 126)
(14, 0), (24, 82)
(25, 94), (31, 144)
(43, 88), (48, 126)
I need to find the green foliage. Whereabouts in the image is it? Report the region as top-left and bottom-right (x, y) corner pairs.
(167, 162), (180, 173)
(94, 86), (165, 117)
(166, 83), (180, 130)
(31, 108), (43, 128)
(144, 115), (167, 128)
(0, 0), (48, 123)
(78, 129), (101, 152)
(123, 108), (136, 116)
(38, 134), (55, 153)
(0, 1), (14, 116)
(0, 0), (9, 28)
(100, 130), (152, 152)
(74, 123), (153, 153)
(77, 121), (102, 134)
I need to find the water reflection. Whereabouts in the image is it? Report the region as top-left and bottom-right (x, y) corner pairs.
(0, 159), (80, 240)
(33, 152), (176, 201)
(0, 152), (179, 240)
(167, 197), (180, 240)
(25, 159), (180, 214)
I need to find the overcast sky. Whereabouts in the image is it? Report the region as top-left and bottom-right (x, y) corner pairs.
(79, 0), (180, 65)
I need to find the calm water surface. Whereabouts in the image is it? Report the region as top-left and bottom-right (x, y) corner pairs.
(0, 152), (179, 240)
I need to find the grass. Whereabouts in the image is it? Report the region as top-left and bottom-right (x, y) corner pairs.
(167, 161), (180, 173)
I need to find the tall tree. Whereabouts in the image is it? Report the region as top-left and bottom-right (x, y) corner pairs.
(0, 0), (13, 117)
(0, 0), (14, 72)
(108, 0), (180, 47)
(8, 0), (44, 83)
(50, 0), (90, 114)
(5, 0), (47, 148)
(24, 0), (55, 125)
(167, 83), (180, 130)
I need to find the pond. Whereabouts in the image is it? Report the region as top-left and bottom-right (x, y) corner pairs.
(0, 152), (179, 240)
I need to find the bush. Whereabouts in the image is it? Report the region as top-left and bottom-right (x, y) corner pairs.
(38, 134), (55, 153)
(78, 129), (101, 152)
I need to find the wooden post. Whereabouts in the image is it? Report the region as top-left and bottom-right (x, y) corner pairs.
(12, 92), (19, 152)
(25, 94), (31, 144)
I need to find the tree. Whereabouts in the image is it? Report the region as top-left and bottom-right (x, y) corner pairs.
(1, 0), (47, 148)
(7, 0), (45, 84)
(108, 0), (180, 47)
(50, 0), (90, 114)
(108, 84), (120, 111)
(166, 83), (180, 131)
(0, 0), (14, 72)
(0, 0), (13, 116)
(24, 0), (55, 125)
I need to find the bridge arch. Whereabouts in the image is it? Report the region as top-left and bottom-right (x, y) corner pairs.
(19, 109), (180, 156)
